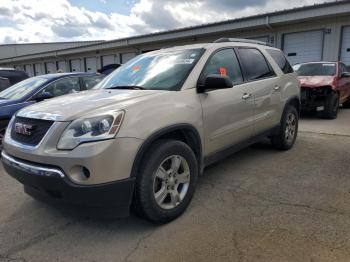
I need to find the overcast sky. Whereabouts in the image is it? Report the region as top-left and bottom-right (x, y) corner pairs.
(0, 0), (336, 44)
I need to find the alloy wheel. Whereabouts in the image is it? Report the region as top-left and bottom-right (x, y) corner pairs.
(285, 112), (297, 144)
(153, 155), (190, 210)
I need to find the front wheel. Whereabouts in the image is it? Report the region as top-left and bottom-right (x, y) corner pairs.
(133, 139), (198, 223)
(271, 105), (299, 150)
(323, 92), (339, 119)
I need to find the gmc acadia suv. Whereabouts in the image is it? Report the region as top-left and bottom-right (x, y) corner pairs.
(1, 39), (300, 223)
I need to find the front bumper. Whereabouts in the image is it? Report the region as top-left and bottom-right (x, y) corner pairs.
(2, 151), (135, 216)
(300, 87), (331, 111)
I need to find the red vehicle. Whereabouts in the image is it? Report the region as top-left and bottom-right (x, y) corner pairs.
(294, 61), (350, 119)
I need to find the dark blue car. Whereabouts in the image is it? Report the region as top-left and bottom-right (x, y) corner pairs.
(0, 73), (104, 148)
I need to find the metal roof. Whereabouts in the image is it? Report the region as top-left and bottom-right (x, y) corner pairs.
(1, 1), (349, 63)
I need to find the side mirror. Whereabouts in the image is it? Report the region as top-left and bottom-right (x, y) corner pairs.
(198, 74), (233, 93)
(35, 92), (53, 102)
(341, 72), (350, 78)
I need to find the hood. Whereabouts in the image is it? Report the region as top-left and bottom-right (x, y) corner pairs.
(16, 89), (164, 121)
(0, 99), (22, 107)
(0, 99), (13, 107)
(298, 75), (335, 88)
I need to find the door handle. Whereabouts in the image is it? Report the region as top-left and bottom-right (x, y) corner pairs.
(274, 85), (281, 91)
(242, 93), (252, 100)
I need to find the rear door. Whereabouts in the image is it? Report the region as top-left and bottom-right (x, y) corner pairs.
(199, 48), (255, 154)
(236, 47), (281, 134)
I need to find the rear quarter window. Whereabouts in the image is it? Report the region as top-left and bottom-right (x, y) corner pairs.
(266, 49), (294, 74)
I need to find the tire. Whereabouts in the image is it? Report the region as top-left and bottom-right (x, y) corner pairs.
(133, 139), (198, 223)
(271, 105), (298, 150)
(323, 92), (339, 119)
(343, 97), (350, 109)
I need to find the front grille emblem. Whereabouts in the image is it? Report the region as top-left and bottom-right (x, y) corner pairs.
(14, 123), (34, 136)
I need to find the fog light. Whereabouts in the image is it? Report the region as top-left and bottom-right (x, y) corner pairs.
(70, 166), (91, 182)
(82, 167), (90, 179)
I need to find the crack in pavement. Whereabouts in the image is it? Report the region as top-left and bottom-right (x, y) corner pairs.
(124, 230), (154, 262)
(232, 232), (244, 262)
(299, 131), (350, 138)
(237, 190), (350, 218)
(1, 221), (76, 258)
(0, 254), (27, 262)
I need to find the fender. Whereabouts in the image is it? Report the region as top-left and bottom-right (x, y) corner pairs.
(130, 124), (203, 178)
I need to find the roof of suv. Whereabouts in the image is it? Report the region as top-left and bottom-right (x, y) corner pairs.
(152, 41), (279, 54)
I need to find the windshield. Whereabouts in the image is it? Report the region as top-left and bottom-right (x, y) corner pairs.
(98, 48), (204, 91)
(295, 63), (336, 76)
(0, 77), (47, 100)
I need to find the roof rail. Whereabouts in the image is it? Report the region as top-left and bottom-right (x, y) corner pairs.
(214, 38), (270, 46)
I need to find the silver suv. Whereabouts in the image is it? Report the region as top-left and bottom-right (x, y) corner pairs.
(1, 39), (300, 223)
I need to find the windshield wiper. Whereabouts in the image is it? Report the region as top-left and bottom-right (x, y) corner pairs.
(107, 85), (146, 90)
(0, 97), (7, 100)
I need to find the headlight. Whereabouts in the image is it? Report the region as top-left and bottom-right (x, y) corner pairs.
(57, 110), (125, 150)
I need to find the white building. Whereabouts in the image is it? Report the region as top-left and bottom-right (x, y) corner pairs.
(0, 1), (350, 76)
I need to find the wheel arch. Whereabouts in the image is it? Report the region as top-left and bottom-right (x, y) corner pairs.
(285, 95), (301, 115)
(130, 124), (203, 178)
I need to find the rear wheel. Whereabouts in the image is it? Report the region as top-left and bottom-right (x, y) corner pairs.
(271, 105), (298, 150)
(323, 92), (339, 119)
(133, 140), (198, 223)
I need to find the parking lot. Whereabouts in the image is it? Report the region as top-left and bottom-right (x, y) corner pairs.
(0, 109), (348, 262)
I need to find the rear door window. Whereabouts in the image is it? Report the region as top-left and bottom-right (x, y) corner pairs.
(201, 48), (243, 85)
(236, 48), (275, 81)
(266, 49), (294, 74)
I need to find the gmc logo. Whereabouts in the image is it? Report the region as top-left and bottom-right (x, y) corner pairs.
(14, 123), (34, 136)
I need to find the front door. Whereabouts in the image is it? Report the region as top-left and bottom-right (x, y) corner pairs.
(199, 48), (255, 155)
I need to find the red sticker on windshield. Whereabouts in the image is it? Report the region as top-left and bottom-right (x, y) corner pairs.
(132, 65), (141, 72)
(219, 67), (227, 76)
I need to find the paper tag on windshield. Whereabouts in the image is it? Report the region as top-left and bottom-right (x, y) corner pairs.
(175, 59), (195, 64)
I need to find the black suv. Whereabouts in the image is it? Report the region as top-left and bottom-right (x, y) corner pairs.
(0, 68), (29, 91)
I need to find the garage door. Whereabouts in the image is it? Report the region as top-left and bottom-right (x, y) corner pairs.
(25, 64), (34, 76)
(70, 59), (81, 72)
(121, 52), (137, 63)
(102, 55), (116, 66)
(283, 30), (324, 65)
(34, 63), (44, 75)
(45, 62), (56, 74)
(57, 61), (67, 72)
(340, 26), (350, 65)
(85, 57), (97, 73)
